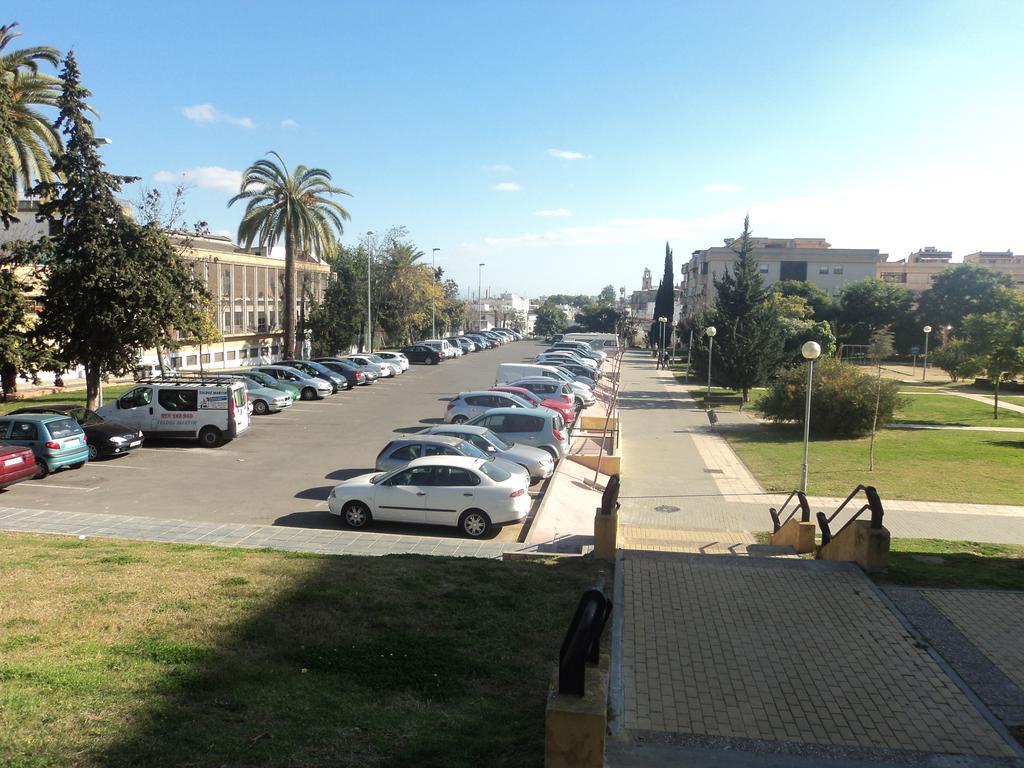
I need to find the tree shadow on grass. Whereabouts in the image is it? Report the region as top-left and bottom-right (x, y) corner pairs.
(88, 553), (599, 767)
(984, 440), (1024, 449)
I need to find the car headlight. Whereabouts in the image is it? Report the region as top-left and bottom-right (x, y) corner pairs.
(109, 436), (126, 444)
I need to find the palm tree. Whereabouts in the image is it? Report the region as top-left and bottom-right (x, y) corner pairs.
(1, 23), (62, 193)
(228, 151), (351, 357)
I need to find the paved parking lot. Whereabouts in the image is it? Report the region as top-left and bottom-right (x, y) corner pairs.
(0, 342), (547, 542)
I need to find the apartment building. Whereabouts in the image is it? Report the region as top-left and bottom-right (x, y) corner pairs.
(680, 237), (885, 316)
(878, 247), (1024, 293)
(466, 292), (530, 332)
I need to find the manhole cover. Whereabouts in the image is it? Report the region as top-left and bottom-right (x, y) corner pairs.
(654, 505), (680, 513)
(704, 468), (724, 474)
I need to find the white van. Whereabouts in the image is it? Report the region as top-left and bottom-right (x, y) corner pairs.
(495, 363), (567, 386)
(96, 376), (251, 447)
(421, 339), (454, 359)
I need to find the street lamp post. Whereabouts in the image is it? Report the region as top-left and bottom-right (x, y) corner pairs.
(922, 325), (932, 382)
(800, 341), (822, 494)
(478, 263), (485, 331)
(685, 328), (694, 383)
(705, 326), (717, 407)
(366, 231), (374, 353)
(658, 316), (667, 364)
(431, 248), (440, 337)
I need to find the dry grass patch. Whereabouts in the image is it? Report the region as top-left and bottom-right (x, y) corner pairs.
(0, 534), (599, 768)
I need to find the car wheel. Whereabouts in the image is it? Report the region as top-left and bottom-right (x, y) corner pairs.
(69, 461), (86, 470)
(459, 509), (492, 539)
(87, 444), (99, 461)
(34, 460), (50, 479)
(253, 399), (269, 415)
(342, 501), (372, 529)
(428, 356), (438, 365)
(301, 387), (316, 401)
(451, 415), (468, 424)
(540, 445), (559, 462)
(198, 426), (222, 448)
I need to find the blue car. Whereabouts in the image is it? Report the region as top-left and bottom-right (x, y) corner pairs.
(0, 413), (91, 478)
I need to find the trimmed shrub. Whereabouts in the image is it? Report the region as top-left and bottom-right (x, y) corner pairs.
(755, 358), (905, 437)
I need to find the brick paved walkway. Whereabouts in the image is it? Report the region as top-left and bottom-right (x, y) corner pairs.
(0, 506), (528, 559)
(612, 551), (1020, 762)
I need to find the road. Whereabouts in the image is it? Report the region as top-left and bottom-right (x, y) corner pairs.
(0, 341), (546, 541)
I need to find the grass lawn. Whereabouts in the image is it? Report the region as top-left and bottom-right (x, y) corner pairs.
(878, 538), (1024, 590)
(723, 425), (1024, 504)
(894, 393), (1024, 427)
(0, 534), (598, 768)
(0, 385), (134, 416)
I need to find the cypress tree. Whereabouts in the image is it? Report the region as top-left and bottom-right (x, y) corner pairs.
(649, 242), (674, 346)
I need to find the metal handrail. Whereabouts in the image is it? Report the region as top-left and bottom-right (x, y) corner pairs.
(558, 578), (613, 696)
(768, 490), (810, 533)
(817, 485), (884, 545)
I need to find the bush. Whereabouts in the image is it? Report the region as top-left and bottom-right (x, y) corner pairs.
(755, 358), (905, 437)
(929, 339), (982, 383)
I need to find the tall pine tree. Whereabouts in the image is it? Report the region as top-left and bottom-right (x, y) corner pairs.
(703, 215), (785, 401)
(649, 242), (675, 347)
(36, 52), (206, 409)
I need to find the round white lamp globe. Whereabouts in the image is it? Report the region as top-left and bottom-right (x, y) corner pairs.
(706, 326), (717, 338)
(801, 341), (822, 360)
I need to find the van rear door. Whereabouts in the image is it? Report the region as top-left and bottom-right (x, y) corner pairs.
(230, 384), (250, 435)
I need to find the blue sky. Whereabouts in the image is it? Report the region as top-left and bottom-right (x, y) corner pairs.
(12, 1), (1024, 298)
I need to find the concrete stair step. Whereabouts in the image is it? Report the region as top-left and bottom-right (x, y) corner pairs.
(617, 527), (797, 557)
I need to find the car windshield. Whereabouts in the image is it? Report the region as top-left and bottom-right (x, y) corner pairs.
(47, 418), (81, 439)
(79, 409), (103, 425)
(455, 442), (488, 460)
(480, 462), (511, 482)
(482, 430), (512, 450)
(367, 355), (385, 363)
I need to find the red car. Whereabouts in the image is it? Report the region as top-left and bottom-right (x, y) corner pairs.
(490, 385), (577, 424)
(0, 444), (37, 490)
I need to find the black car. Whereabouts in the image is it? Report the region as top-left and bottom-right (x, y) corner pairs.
(400, 344), (442, 365)
(311, 358), (369, 388)
(280, 360), (350, 392)
(10, 404), (143, 461)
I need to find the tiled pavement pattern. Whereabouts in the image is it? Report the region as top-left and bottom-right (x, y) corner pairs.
(0, 506), (527, 559)
(619, 551), (1016, 758)
(927, 591), (1024, 692)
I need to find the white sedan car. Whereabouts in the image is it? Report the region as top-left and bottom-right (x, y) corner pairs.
(328, 456), (531, 538)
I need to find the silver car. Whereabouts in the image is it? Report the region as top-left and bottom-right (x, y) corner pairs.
(252, 365), (333, 400)
(375, 435), (528, 483)
(444, 390), (534, 424)
(344, 355), (394, 378)
(419, 423), (555, 481)
(236, 377), (292, 415)
(465, 407), (570, 461)
(375, 351), (409, 372)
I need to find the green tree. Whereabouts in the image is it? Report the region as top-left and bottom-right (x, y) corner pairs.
(917, 264), (1016, 334)
(308, 244), (365, 356)
(534, 299), (568, 338)
(574, 303), (620, 332)
(693, 216), (785, 401)
(770, 279), (834, 321)
(1, 22), (62, 202)
(228, 151), (351, 359)
(835, 278), (914, 346)
(596, 284), (616, 305)
(963, 293), (1024, 419)
(34, 52), (206, 409)
(928, 339), (982, 383)
(649, 242), (675, 346)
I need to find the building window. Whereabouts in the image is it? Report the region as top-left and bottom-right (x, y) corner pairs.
(214, 352), (224, 362)
(271, 345), (280, 355)
(880, 272), (908, 283)
(819, 265), (830, 274)
(260, 346), (270, 356)
(833, 265), (844, 275)
(700, 262), (709, 275)
(227, 351), (237, 360)
(759, 265), (769, 274)
(201, 354), (211, 364)
(171, 356), (182, 367)
(186, 355), (198, 366)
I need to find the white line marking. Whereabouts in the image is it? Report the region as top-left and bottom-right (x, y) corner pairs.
(29, 483), (98, 491)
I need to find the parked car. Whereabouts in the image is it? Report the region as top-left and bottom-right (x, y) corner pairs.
(0, 443), (37, 489)
(365, 353), (404, 375)
(400, 344), (443, 365)
(468, 334), (497, 349)
(235, 378), (293, 415)
(490, 385), (576, 424)
(419, 423), (555, 482)
(510, 377), (576, 408)
(374, 435), (528, 483)
(454, 337), (476, 354)
(374, 351), (410, 372)
(419, 339), (455, 359)
(444, 390), (535, 424)
(0, 413), (90, 477)
(550, 342), (607, 363)
(281, 359), (350, 392)
(328, 456), (530, 538)
(344, 355), (394, 378)
(465, 407), (570, 461)
(252, 365), (333, 400)
(134, 363), (178, 380)
(311, 358), (369, 388)
(552, 361), (599, 383)
(537, 351), (599, 370)
(9, 404), (144, 460)
(96, 377), (252, 447)
(445, 338), (466, 357)
(230, 369), (303, 400)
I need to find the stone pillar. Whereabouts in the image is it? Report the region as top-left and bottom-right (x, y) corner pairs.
(817, 519), (891, 573)
(770, 518), (816, 554)
(593, 511), (617, 561)
(545, 656), (609, 768)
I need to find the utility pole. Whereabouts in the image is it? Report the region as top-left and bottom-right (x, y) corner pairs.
(366, 231), (374, 353)
(478, 263), (485, 331)
(431, 247), (440, 337)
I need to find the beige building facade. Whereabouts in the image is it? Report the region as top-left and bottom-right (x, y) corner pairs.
(878, 247), (1024, 293)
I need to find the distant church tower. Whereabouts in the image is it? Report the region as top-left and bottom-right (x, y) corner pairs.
(642, 268), (652, 290)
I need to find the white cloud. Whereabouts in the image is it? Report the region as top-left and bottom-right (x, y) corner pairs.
(494, 182), (521, 192)
(534, 208), (573, 217)
(280, 118), (300, 129)
(153, 166), (243, 193)
(181, 103), (254, 129)
(547, 148), (591, 160)
(489, 163), (514, 173)
(704, 183), (740, 193)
